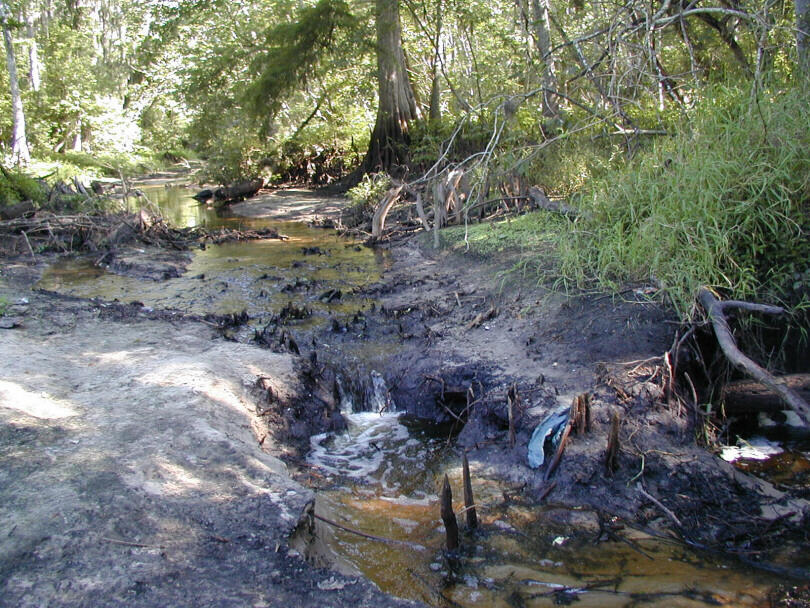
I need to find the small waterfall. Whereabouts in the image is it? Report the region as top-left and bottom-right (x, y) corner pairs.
(335, 369), (395, 414)
(335, 374), (355, 415)
(368, 370), (394, 413)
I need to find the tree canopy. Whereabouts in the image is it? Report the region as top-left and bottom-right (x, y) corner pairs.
(0, 0), (804, 189)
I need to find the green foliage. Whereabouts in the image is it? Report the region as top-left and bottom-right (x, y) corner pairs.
(0, 296), (8, 316)
(33, 150), (161, 182)
(0, 167), (46, 207)
(244, 0), (357, 125)
(196, 127), (271, 185)
(344, 172), (391, 226)
(139, 99), (190, 156)
(553, 86), (810, 317)
(347, 172), (392, 208)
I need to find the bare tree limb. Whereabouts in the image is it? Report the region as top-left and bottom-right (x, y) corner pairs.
(697, 288), (810, 426)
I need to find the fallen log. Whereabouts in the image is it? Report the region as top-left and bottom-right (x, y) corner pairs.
(698, 288), (810, 426)
(527, 186), (580, 219)
(720, 374), (810, 415)
(213, 179), (264, 206)
(192, 188), (213, 203)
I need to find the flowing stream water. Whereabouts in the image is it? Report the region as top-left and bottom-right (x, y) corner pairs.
(36, 177), (805, 607)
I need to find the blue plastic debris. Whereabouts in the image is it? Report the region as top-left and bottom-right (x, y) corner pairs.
(527, 405), (569, 469)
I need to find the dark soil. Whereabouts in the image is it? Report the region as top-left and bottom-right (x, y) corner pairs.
(3, 201), (810, 606)
(299, 234), (810, 583)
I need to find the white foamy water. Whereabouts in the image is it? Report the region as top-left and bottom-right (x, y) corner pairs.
(308, 412), (411, 481)
(720, 436), (784, 462)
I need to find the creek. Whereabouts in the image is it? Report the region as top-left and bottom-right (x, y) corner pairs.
(35, 177), (799, 607)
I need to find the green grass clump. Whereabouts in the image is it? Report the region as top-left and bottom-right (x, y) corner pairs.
(553, 86), (810, 317)
(439, 212), (567, 265)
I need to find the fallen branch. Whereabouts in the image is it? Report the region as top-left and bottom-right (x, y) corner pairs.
(636, 482), (682, 528)
(466, 305), (497, 330)
(101, 536), (166, 550)
(697, 288), (810, 426)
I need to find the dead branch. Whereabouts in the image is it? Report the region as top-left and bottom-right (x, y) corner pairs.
(465, 305), (497, 330)
(697, 288), (810, 426)
(371, 185), (404, 239)
(313, 513), (425, 550)
(636, 482), (682, 528)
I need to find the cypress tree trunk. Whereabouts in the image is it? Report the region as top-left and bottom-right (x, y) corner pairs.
(361, 0), (420, 174)
(1, 0), (31, 165)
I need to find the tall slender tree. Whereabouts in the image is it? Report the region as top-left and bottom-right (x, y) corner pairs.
(797, 0), (810, 75)
(529, 0), (557, 117)
(1, 0), (30, 165)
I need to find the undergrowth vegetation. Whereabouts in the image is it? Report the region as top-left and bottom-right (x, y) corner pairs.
(0, 168), (47, 207)
(552, 86), (810, 318)
(437, 86), (809, 323)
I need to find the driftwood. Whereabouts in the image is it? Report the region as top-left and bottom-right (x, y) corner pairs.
(213, 178), (264, 206)
(721, 374), (810, 415)
(313, 513), (425, 550)
(544, 393), (590, 482)
(466, 305), (497, 330)
(414, 192), (430, 231)
(0, 211), (287, 255)
(192, 188), (213, 203)
(698, 288), (810, 426)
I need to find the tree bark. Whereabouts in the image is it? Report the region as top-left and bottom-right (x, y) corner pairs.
(1, 0), (31, 165)
(361, 0), (420, 174)
(529, 0), (558, 117)
(797, 0), (810, 75)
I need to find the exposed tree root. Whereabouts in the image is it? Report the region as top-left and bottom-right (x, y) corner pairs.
(698, 288), (810, 426)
